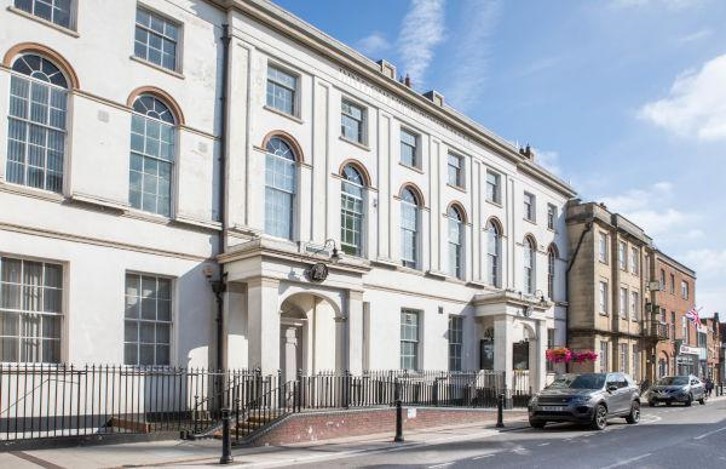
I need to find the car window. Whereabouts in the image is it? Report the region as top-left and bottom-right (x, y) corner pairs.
(566, 374), (606, 389)
(691, 379), (699, 385)
(657, 377), (688, 386)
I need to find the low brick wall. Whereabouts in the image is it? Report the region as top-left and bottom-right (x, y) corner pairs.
(251, 407), (527, 446)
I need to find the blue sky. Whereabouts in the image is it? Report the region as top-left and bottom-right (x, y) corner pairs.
(274, 0), (726, 318)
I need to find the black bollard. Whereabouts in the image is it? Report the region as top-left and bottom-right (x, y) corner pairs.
(394, 399), (404, 442)
(219, 407), (233, 464)
(495, 393), (504, 428)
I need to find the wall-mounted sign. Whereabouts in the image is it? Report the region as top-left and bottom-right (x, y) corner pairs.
(679, 344), (701, 355)
(305, 263), (329, 283)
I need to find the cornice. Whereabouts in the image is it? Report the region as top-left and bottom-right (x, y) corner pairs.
(208, 0), (576, 198)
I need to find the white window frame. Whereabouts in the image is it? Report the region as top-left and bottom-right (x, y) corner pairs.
(400, 309), (420, 371)
(599, 281), (609, 315)
(630, 291), (640, 321)
(486, 220), (501, 288)
(524, 238), (536, 295)
(619, 343), (628, 374)
(448, 206), (464, 279)
(341, 99), (366, 144)
(14, 0), (74, 29)
(618, 241), (627, 271)
(447, 153), (464, 188)
(264, 137), (297, 240)
(448, 315), (463, 372)
(134, 6), (181, 72)
(523, 192), (536, 222)
(400, 128), (419, 168)
(631, 247), (639, 275)
(124, 273), (172, 366)
(547, 204), (557, 230)
(619, 287), (628, 318)
(681, 281), (689, 299)
(340, 165), (365, 256)
(600, 341), (609, 373)
(485, 170), (501, 204)
(598, 232), (609, 263)
(400, 189), (420, 269)
(266, 64), (299, 116)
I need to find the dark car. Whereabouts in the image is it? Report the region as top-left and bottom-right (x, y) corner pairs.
(647, 375), (706, 407)
(528, 372), (641, 430)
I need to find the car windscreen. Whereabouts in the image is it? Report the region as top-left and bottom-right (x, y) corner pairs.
(657, 377), (688, 386)
(546, 374), (605, 390)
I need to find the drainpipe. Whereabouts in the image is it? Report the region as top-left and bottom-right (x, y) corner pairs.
(565, 220), (593, 369)
(215, 23), (231, 381)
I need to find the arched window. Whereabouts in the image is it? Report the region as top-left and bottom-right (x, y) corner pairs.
(547, 245), (558, 300)
(340, 164), (365, 256)
(524, 236), (536, 295)
(264, 137), (297, 239)
(485, 219), (502, 287)
(448, 205), (464, 279)
(400, 187), (420, 269)
(129, 94), (176, 216)
(7, 54), (68, 193)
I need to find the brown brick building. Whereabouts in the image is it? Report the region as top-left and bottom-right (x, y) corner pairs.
(704, 316), (721, 382)
(650, 251), (697, 379)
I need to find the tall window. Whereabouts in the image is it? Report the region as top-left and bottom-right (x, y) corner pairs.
(14, 0), (72, 28)
(619, 344), (628, 373)
(547, 246), (556, 300)
(400, 129), (418, 167)
(134, 7), (179, 71)
(264, 137), (297, 239)
(618, 241), (627, 270)
(486, 170), (501, 204)
(619, 287), (628, 318)
(631, 291), (640, 321)
(671, 312), (676, 341)
(633, 344), (640, 380)
(448, 206), (464, 279)
(400, 309), (420, 370)
(400, 187), (420, 269)
(448, 153), (464, 187)
(486, 220), (502, 287)
(448, 315), (463, 371)
(124, 274), (171, 366)
(0, 256), (62, 363)
(599, 341), (609, 373)
(341, 100), (364, 143)
(523, 192), (536, 221)
(631, 247), (639, 275)
(681, 281), (689, 299)
(546, 329), (555, 372)
(599, 232), (609, 263)
(682, 316), (687, 342)
(340, 165), (365, 256)
(523, 237), (536, 295)
(599, 281), (609, 314)
(6, 54), (68, 193)
(669, 273), (675, 294)
(547, 204), (557, 230)
(129, 95), (176, 216)
(660, 269), (666, 289)
(266, 65), (297, 115)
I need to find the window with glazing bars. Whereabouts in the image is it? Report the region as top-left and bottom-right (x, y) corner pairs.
(400, 309), (420, 370)
(631, 291), (640, 320)
(546, 329), (555, 372)
(486, 170), (500, 204)
(524, 192), (535, 221)
(619, 344), (628, 373)
(448, 315), (463, 371)
(400, 189), (419, 268)
(523, 238), (535, 294)
(266, 65), (297, 115)
(0, 257), (62, 363)
(134, 7), (179, 71)
(6, 54), (67, 193)
(547, 248), (555, 299)
(129, 95), (175, 216)
(619, 287), (628, 318)
(486, 221), (501, 287)
(448, 206), (463, 279)
(124, 274), (171, 366)
(340, 165), (364, 256)
(264, 138), (296, 239)
(448, 153), (463, 187)
(341, 100), (364, 143)
(14, 0), (72, 28)
(547, 204), (556, 230)
(400, 129), (418, 167)
(599, 341), (608, 373)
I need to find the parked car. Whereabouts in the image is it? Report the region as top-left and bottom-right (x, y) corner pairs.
(528, 372), (641, 430)
(647, 375), (706, 407)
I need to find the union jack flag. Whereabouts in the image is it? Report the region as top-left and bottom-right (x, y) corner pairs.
(685, 306), (701, 324)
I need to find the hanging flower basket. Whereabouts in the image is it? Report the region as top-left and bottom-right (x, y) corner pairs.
(571, 350), (599, 363)
(545, 347), (572, 363)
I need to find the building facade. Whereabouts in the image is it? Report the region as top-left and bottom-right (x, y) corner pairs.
(565, 200), (653, 382)
(0, 0), (574, 392)
(651, 251), (698, 379)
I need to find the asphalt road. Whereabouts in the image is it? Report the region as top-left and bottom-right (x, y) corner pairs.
(292, 399), (726, 468)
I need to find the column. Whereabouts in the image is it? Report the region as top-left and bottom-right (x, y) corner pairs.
(535, 319), (548, 391)
(247, 277), (280, 374)
(494, 316), (513, 390)
(282, 326), (298, 382)
(347, 290), (364, 375)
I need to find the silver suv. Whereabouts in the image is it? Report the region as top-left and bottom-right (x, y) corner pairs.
(528, 372), (641, 430)
(647, 375), (706, 407)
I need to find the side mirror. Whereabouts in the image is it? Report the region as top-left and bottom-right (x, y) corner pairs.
(607, 384), (618, 393)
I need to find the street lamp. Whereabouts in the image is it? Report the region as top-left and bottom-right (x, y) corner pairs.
(303, 239), (340, 283)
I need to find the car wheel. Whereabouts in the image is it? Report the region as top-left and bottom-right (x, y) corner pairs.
(590, 404), (608, 431)
(529, 419), (546, 429)
(685, 394), (693, 407)
(626, 401), (640, 424)
(699, 397), (706, 405)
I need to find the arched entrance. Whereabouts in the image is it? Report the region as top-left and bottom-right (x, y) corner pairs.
(279, 293), (343, 382)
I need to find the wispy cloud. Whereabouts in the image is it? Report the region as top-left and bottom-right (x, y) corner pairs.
(598, 182), (699, 240)
(639, 54), (726, 141)
(533, 149), (562, 177)
(515, 56), (561, 79)
(397, 0), (446, 87)
(443, 0), (502, 111)
(357, 32), (391, 57)
(610, 0), (704, 10)
(676, 28), (712, 44)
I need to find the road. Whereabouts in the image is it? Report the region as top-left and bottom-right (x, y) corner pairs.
(292, 399), (726, 468)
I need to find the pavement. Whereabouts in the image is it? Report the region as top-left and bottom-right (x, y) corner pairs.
(1, 394), (724, 468)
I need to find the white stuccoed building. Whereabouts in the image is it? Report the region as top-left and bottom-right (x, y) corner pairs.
(0, 0), (575, 393)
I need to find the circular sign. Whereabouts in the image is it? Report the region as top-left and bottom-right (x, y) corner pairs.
(305, 262), (329, 283)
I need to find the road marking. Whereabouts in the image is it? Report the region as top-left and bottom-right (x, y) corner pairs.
(472, 454), (494, 460)
(428, 463), (454, 469)
(538, 443), (550, 446)
(599, 453), (652, 469)
(694, 426), (726, 440)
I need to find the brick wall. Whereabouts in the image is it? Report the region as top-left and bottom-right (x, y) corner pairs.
(251, 407), (527, 446)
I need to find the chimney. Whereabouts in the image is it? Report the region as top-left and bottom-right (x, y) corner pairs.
(403, 74), (411, 88)
(376, 59), (396, 80)
(423, 90), (444, 107)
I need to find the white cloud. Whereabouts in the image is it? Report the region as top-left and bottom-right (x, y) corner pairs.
(611, 0), (703, 10)
(357, 32), (391, 57)
(639, 54), (726, 141)
(682, 249), (726, 278)
(534, 149), (562, 177)
(397, 0), (446, 87)
(599, 182), (698, 239)
(677, 29), (712, 44)
(443, 0), (501, 110)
